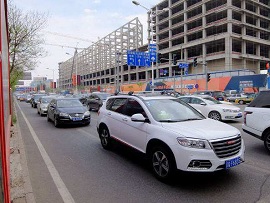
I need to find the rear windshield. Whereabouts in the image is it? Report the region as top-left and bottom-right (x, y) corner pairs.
(248, 92), (270, 108)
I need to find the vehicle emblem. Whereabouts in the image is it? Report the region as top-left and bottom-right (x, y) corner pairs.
(227, 140), (235, 145)
(75, 114), (79, 117)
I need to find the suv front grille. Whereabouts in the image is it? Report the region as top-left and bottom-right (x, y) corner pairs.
(210, 135), (241, 158)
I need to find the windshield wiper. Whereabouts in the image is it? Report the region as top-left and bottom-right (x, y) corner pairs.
(158, 119), (180, 123)
(180, 118), (203, 122)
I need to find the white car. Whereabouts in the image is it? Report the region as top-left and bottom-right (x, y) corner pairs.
(179, 95), (242, 121)
(242, 90), (270, 153)
(37, 96), (55, 116)
(97, 93), (245, 181)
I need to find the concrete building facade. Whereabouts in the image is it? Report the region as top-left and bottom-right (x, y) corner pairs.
(58, 0), (270, 91)
(154, 0), (270, 78)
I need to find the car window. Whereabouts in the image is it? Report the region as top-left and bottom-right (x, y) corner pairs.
(125, 99), (147, 117)
(179, 97), (190, 103)
(106, 98), (115, 110)
(145, 99), (204, 122)
(110, 98), (127, 114)
(204, 97), (222, 104)
(190, 98), (203, 104)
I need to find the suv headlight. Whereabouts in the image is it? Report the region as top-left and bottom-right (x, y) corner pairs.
(177, 138), (211, 149)
(84, 111), (90, 116)
(223, 109), (232, 112)
(59, 112), (69, 117)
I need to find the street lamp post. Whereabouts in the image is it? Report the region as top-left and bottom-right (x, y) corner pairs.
(66, 50), (78, 94)
(132, 1), (169, 93)
(46, 68), (55, 92)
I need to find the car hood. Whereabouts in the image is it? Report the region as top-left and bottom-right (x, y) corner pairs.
(161, 118), (239, 140)
(58, 107), (87, 113)
(41, 103), (49, 108)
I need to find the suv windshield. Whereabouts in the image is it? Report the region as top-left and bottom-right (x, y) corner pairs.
(144, 99), (205, 122)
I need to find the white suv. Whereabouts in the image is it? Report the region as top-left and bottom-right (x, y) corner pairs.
(242, 90), (270, 153)
(97, 93), (245, 181)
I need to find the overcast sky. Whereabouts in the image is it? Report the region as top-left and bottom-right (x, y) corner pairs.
(13, 0), (162, 83)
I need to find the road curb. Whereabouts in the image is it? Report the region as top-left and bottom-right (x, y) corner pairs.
(11, 101), (36, 203)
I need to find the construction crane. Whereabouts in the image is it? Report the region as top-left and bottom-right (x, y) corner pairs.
(43, 31), (95, 43)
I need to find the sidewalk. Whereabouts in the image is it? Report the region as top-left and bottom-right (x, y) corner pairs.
(10, 114), (36, 203)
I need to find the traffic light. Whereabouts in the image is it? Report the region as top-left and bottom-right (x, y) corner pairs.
(266, 62), (269, 70)
(173, 54), (177, 65)
(193, 58), (198, 67)
(207, 73), (211, 82)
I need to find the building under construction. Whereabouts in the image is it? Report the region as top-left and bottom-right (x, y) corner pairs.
(59, 0), (270, 91)
(58, 18), (144, 90)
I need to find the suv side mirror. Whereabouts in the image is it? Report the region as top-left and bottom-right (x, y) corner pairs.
(131, 113), (146, 122)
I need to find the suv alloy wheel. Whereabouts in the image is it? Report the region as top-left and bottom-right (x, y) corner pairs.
(150, 146), (176, 182)
(99, 126), (112, 150)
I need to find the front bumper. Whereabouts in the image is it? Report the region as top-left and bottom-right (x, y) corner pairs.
(171, 139), (245, 172)
(222, 112), (243, 120)
(58, 116), (91, 125)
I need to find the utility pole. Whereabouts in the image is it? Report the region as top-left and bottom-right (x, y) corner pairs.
(205, 62), (208, 91)
(116, 52), (121, 93)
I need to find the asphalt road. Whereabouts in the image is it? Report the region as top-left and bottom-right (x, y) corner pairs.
(15, 101), (270, 203)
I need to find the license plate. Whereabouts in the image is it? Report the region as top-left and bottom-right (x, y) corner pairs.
(225, 157), (241, 169)
(72, 117), (82, 121)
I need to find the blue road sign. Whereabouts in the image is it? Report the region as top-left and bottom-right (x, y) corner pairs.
(127, 50), (152, 67)
(179, 63), (189, 69)
(127, 50), (136, 66)
(149, 44), (157, 62)
(135, 52), (146, 67)
(186, 85), (193, 89)
(184, 68), (188, 75)
(144, 53), (151, 67)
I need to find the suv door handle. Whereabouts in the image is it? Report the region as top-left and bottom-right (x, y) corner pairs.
(122, 118), (128, 122)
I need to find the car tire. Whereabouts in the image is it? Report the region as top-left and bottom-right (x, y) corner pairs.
(85, 121), (90, 126)
(239, 100), (244, 105)
(208, 111), (222, 121)
(99, 126), (112, 150)
(264, 131), (270, 153)
(150, 146), (176, 182)
(54, 117), (60, 128)
(37, 109), (40, 114)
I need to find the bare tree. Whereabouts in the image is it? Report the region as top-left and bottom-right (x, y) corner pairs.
(8, 0), (48, 87)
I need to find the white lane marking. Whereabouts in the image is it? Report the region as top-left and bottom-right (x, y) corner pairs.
(16, 103), (75, 203)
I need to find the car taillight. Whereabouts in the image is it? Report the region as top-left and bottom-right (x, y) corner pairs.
(243, 111), (252, 124)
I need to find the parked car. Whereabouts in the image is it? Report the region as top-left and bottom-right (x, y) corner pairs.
(179, 95), (242, 121)
(235, 94), (257, 104)
(30, 94), (47, 108)
(47, 98), (91, 127)
(86, 92), (111, 111)
(37, 96), (55, 116)
(242, 90), (270, 153)
(97, 93), (245, 181)
(226, 94), (247, 102)
(195, 91), (226, 101)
